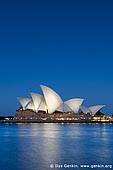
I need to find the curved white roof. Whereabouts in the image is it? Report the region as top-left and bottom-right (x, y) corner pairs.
(56, 103), (72, 112)
(89, 105), (105, 115)
(40, 85), (63, 114)
(38, 96), (47, 112)
(65, 98), (84, 113)
(31, 93), (43, 112)
(26, 100), (35, 110)
(17, 97), (31, 109)
(80, 106), (91, 113)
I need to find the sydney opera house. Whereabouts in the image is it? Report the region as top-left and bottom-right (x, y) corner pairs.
(13, 85), (109, 122)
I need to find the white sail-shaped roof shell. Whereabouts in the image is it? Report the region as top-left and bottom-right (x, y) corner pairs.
(65, 98), (84, 113)
(80, 106), (91, 113)
(31, 93), (43, 112)
(89, 105), (105, 115)
(38, 97), (47, 112)
(17, 97), (31, 110)
(26, 100), (35, 110)
(40, 85), (63, 114)
(56, 103), (72, 112)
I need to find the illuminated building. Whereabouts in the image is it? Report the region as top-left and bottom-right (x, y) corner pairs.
(80, 105), (105, 115)
(15, 85), (108, 122)
(17, 85), (84, 114)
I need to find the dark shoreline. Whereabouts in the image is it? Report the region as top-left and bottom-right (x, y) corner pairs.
(1, 119), (113, 124)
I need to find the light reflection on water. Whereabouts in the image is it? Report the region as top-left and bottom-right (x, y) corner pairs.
(0, 123), (113, 170)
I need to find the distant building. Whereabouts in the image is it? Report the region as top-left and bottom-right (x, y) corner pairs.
(0, 116), (14, 121)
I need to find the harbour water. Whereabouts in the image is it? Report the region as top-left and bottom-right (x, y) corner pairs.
(0, 123), (113, 170)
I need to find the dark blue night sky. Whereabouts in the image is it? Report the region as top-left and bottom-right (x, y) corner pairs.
(0, 0), (113, 115)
